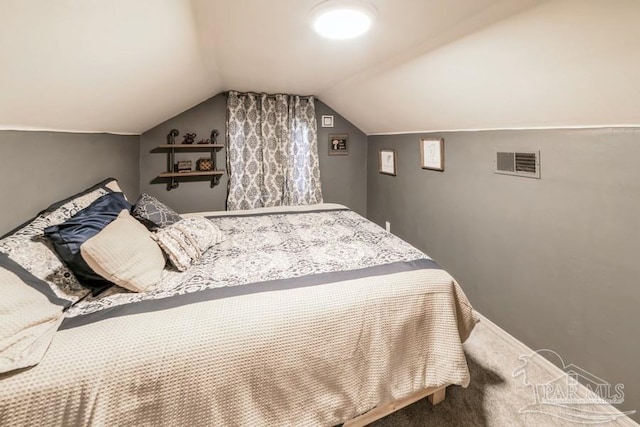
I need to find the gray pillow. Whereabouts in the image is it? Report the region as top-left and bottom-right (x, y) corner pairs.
(132, 193), (182, 230)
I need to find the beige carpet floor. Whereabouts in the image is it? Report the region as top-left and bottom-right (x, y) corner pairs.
(370, 320), (637, 427)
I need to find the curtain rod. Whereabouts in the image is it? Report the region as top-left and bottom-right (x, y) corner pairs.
(225, 91), (314, 100)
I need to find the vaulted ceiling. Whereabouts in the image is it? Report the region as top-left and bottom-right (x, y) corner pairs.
(1, 0), (638, 135)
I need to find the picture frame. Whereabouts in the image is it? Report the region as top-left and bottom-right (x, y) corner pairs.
(420, 138), (444, 171)
(328, 134), (349, 156)
(379, 149), (397, 176)
(321, 115), (334, 128)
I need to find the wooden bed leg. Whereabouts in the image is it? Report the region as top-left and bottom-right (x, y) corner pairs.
(344, 385), (449, 427)
(428, 387), (446, 405)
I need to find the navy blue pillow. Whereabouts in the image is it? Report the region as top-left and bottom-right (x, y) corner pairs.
(44, 192), (132, 294)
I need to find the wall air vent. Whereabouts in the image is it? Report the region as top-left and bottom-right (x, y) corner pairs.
(495, 151), (540, 179)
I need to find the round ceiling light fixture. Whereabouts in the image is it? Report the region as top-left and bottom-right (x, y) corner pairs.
(310, 0), (377, 40)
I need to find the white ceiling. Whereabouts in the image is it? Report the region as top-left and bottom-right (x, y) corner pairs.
(1, 0), (639, 135)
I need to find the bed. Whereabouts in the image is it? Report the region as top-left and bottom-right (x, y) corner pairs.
(0, 179), (478, 426)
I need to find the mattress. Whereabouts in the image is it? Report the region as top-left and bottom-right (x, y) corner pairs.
(0, 203), (477, 426)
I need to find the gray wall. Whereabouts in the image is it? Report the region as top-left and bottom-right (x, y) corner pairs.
(316, 100), (367, 215)
(0, 130), (139, 236)
(139, 93), (367, 215)
(368, 128), (640, 419)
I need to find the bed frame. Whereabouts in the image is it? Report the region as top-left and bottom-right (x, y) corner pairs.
(344, 384), (449, 426)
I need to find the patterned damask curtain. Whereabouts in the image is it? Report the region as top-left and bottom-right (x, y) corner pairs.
(226, 91), (323, 210)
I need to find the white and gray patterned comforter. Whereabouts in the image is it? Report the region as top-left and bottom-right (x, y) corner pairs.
(65, 205), (428, 321)
(1, 203), (478, 426)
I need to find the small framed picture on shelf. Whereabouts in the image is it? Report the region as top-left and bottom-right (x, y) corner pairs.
(379, 149), (397, 176)
(420, 138), (444, 171)
(321, 115), (334, 128)
(329, 134), (349, 156)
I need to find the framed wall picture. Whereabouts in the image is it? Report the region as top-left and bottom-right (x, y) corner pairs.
(321, 115), (334, 127)
(420, 138), (444, 171)
(379, 149), (397, 176)
(329, 134), (349, 156)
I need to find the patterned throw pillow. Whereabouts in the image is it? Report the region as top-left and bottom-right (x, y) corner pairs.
(132, 193), (182, 230)
(151, 217), (224, 271)
(0, 178), (124, 302)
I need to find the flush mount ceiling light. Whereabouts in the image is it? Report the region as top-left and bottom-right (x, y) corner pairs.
(310, 0), (377, 40)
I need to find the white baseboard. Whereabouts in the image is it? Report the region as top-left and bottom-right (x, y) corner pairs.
(475, 311), (638, 427)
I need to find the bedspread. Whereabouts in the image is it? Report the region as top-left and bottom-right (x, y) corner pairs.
(0, 204), (477, 426)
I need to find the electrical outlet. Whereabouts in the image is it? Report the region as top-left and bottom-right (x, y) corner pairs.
(385, 221), (390, 232)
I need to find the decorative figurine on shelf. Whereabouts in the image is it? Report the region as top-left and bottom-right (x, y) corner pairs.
(197, 138), (210, 144)
(182, 133), (196, 144)
(211, 129), (220, 144)
(167, 129), (179, 144)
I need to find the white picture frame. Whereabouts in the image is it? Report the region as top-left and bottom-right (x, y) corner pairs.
(321, 115), (334, 128)
(420, 138), (444, 171)
(379, 149), (397, 176)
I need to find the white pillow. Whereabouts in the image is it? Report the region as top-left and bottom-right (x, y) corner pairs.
(0, 254), (66, 373)
(152, 217), (224, 272)
(81, 210), (165, 292)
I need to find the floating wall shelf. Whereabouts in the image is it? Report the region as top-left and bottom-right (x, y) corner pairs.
(159, 171), (224, 178)
(157, 144), (225, 149)
(155, 129), (224, 190)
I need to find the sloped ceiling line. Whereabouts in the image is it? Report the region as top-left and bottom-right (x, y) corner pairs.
(1, 0), (638, 135)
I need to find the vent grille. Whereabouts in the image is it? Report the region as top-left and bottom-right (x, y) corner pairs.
(495, 151), (540, 178)
(496, 152), (515, 172)
(515, 152), (537, 174)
